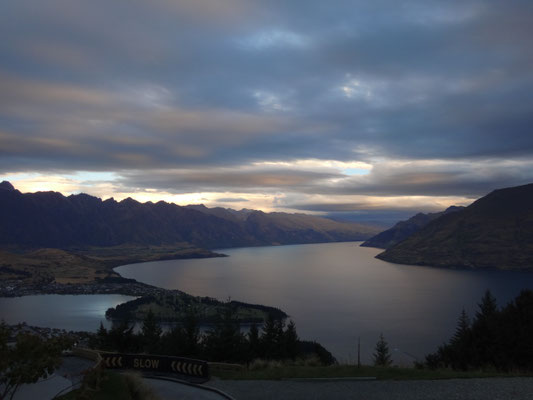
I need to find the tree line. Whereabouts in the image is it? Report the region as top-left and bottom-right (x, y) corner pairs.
(91, 308), (335, 365)
(424, 289), (533, 371)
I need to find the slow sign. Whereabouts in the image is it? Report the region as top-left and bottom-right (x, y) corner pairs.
(99, 352), (209, 380)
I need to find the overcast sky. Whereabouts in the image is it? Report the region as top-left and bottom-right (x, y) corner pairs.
(1, 0), (533, 220)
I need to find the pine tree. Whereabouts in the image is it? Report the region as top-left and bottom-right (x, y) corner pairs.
(261, 314), (284, 359)
(373, 333), (392, 367)
(203, 307), (246, 362)
(141, 309), (162, 354)
(448, 308), (472, 370)
(284, 320), (300, 359)
(472, 290), (499, 368)
(109, 319), (136, 353)
(452, 308), (470, 345)
(261, 313), (278, 359)
(182, 308), (200, 356)
(95, 322), (108, 350)
(161, 325), (186, 357)
(247, 323), (260, 360)
(476, 290), (498, 322)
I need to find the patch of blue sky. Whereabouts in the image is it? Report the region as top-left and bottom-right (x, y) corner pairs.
(64, 171), (118, 182)
(342, 168), (369, 176)
(0, 172), (40, 182)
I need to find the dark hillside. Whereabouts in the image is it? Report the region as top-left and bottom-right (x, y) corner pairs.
(377, 183), (533, 270)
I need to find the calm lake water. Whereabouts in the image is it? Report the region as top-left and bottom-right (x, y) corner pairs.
(0, 294), (134, 332)
(116, 242), (533, 364)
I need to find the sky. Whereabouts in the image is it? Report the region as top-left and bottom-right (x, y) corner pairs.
(1, 0), (533, 223)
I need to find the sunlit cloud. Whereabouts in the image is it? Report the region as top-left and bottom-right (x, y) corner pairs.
(253, 159), (373, 174)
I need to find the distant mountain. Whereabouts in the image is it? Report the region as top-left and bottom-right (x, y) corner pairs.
(184, 204), (252, 222)
(187, 205), (381, 245)
(243, 210), (379, 245)
(0, 183), (380, 249)
(377, 183), (533, 270)
(361, 206), (463, 249)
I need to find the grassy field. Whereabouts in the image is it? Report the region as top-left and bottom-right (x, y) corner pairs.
(0, 243), (223, 285)
(73, 243), (224, 268)
(213, 362), (533, 381)
(0, 248), (112, 285)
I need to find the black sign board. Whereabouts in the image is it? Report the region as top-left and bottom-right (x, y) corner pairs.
(99, 352), (209, 380)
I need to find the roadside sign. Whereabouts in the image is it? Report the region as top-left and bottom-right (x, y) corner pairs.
(99, 352), (209, 380)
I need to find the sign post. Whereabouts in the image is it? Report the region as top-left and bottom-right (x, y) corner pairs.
(99, 352), (210, 381)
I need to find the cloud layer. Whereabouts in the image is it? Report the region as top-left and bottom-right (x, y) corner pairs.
(1, 0), (533, 218)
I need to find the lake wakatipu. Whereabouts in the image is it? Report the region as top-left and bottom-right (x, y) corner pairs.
(1, 241), (532, 364)
(116, 241), (533, 364)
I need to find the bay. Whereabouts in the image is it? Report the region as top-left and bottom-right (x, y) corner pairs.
(116, 242), (533, 364)
(0, 294), (135, 332)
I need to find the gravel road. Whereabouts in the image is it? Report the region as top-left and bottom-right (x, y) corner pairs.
(207, 377), (533, 400)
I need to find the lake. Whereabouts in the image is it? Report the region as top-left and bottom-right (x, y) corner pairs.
(116, 242), (533, 364)
(0, 294), (135, 332)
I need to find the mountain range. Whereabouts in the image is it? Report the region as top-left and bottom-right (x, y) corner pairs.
(361, 206), (464, 249)
(372, 183), (533, 270)
(0, 181), (380, 249)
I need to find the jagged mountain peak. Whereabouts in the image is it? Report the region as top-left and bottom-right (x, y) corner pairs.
(0, 181), (15, 191)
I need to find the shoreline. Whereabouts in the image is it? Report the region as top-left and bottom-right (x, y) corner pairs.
(0, 245), (228, 298)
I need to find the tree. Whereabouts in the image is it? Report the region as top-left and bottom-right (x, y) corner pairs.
(261, 314), (284, 359)
(471, 290), (499, 367)
(475, 290), (498, 321)
(108, 319), (137, 353)
(448, 308), (473, 370)
(182, 308), (201, 356)
(284, 320), (300, 359)
(203, 307), (246, 362)
(373, 333), (392, 367)
(453, 309), (471, 343)
(424, 290), (533, 371)
(247, 323), (260, 361)
(0, 322), (71, 400)
(141, 309), (162, 353)
(498, 289), (533, 370)
(161, 308), (202, 358)
(90, 321), (109, 350)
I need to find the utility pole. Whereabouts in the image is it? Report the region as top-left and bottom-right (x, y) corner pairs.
(357, 336), (361, 368)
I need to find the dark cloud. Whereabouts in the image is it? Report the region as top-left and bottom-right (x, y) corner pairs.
(1, 0), (533, 202)
(302, 159), (533, 198)
(118, 168), (338, 194)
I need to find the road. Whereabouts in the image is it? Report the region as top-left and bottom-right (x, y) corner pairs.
(144, 377), (234, 400)
(207, 377), (533, 400)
